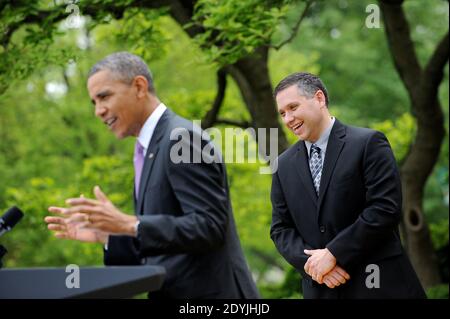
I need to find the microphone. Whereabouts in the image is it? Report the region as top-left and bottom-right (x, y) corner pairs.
(0, 206), (24, 237)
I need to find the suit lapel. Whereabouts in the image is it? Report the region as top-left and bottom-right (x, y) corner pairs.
(136, 109), (173, 213)
(317, 119), (346, 212)
(292, 141), (318, 204)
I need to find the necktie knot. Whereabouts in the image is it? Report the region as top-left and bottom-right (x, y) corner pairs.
(311, 144), (321, 157)
(134, 141), (144, 159)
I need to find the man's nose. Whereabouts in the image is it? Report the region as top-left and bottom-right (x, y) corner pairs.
(284, 112), (294, 124)
(95, 104), (107, 118)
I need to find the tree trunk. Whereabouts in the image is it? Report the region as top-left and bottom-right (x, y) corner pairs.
(401, 97), (445, 288)
(226, 46), (289, 156)
(168, 1), (289, 157)
(401, 181), (443, 288)
(379, 0), (448, 288)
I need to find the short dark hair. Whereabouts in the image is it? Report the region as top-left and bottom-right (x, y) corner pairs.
(273, 72), (329, 106)
(88, 51), (156, 93)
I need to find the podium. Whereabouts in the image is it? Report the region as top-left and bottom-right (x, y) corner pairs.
(0, 265), (165, 299)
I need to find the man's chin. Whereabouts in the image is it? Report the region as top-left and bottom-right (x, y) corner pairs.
(295, 132), (307, 141)
(113, 130), (126, 140)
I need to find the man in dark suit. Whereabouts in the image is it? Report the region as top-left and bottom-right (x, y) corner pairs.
(270, 72), (426, 298)
(45, 52), (259, 299)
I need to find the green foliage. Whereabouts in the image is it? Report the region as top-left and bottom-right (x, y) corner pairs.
(371, 113), (416, 163)
(79, 155), (134, 212)
(0, 2), (79, 94)
(425, 164), (449, 250)
(372, 113), (449, 252)
(1, 154), (133, 268)
(227, 162), (272, 251)
(259, 267), (302, 299)
(190, 0), (289, 65)
(430, 220), (449, 251)
(281, 0), (443, 125)
(2, 176), (101, 267)
(0, 37), (77, 95)
(100, 8), (171, 62)
(164, 90), (216, 120)
(0, 0), (447, 298)
(426, 284), (449, 299)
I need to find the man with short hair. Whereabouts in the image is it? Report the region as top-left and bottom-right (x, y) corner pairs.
(45, 52), (259, 299)
(270, 72), (426, 298)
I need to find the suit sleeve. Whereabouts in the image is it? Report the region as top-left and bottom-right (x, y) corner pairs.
(137, 130), (229, 256)
(270, 170), (313, 279)
(326, 131), (402, 269)
(103, 235), (141, 265)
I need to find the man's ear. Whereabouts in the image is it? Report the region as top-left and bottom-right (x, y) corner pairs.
(315, 90), (327, 108)
(133, 75), (149, 98)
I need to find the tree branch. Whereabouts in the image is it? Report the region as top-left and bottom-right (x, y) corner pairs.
(422, 30), (449, 100)
(1, 4), (119, 48)
(378, 0), (422, 97)
(201, 67), (250, 129)
(272, 0), (314, 50)
(167, 0), (204, 38)
(201, 68), (227, 129)
(1, 1), (173, 48)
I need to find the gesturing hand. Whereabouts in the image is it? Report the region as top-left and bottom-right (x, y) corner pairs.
(46, 185), (138, 237)
(45, 212), (108, 244)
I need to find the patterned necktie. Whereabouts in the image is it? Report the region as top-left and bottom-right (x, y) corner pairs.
(309, 144), (322, 196)
(134, 140), (145, 197)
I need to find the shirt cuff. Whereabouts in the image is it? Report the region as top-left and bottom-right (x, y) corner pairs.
(104, 235), (109, 251)
(134, 220), (140, 237)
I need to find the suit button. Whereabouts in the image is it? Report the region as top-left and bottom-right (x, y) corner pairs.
(319, 225), (326, 233)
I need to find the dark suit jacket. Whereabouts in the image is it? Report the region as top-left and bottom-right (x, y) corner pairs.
(104, 109), (259, 299)
(270, 119), (426, 299)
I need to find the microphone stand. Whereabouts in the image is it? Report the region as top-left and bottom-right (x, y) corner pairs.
(0, 244), (6, 269)
(0, 207), (24, 269)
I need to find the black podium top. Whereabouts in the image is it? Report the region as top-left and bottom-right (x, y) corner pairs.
(0, 266), (166, 299)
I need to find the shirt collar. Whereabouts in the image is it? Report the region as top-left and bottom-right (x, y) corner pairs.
(305, 117), (335, 155)
(137, 103), (167, 153)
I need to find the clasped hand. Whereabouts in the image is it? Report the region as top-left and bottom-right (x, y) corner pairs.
(304, 248), (350, 288)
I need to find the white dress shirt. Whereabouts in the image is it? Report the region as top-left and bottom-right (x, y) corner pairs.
(136, 103), (167, 156)
(305, 117), (336, 162)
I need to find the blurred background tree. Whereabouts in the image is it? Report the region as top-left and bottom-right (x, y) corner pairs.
(0, 0), (448, 298)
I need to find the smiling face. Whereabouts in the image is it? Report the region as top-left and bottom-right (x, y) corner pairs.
(276, 84), (330, 142)
(87, 70), (147, 139)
